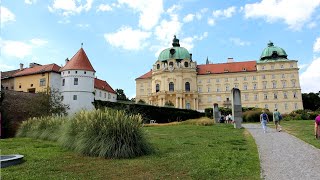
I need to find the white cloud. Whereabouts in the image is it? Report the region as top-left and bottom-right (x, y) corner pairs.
(183, 14), (195, 23)
(313, 37), (320, 53)
(300, 57), (320, 93)
(48, 0), (93, 16)
(229, 38), (251, 46)
(104, 26), (151, 50)
(118, 0), (164, 30)
(76, 23), (90, 28)
(30, 38), (48, 46)
(25, 0), (37, 4)
(308, 22), (317, 29)
(180, 32), (208, 51)
(1, 40), (33, 58)
(212, 6), (236, 18)
(244, 0), (320, 30)
(1, 6), (15, 26)
(208, 18), (215, 26)
(97, 4), (112, 12)
(298, 63), (308, 69)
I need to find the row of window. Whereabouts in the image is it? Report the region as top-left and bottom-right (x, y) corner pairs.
(261, 63), (294, 70)
(198, 80), (297, 92)
(96, 90), (112, 99)
(62, 71), (93, 75)
(156, 62), (189, 69)
(62, 78), (78, 86)
(155, 82), (191, 92)
(198, 74), (295, 83)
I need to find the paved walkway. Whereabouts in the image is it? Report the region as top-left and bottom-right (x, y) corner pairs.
(243, 124), (320, 180)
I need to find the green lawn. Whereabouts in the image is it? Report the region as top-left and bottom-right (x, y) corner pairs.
(280, 120), (320, 149)
(1, 124), (260, 180)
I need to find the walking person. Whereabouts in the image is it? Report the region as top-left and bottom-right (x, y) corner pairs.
(273, 108), (282, 132)
(260, 110), (269, 133)
(314, 114), (320, 139)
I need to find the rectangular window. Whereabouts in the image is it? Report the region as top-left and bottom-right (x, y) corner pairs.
(108, 93), (111, 99)
(294, 103), (298, 110)
(254, 94), (258, 101)
(243, 84), (248, 90)
(271, 65), (274, 70)
(274, 93), (278, 99)
(272, 74), (275, 79)
(234, 77), (238, 81)
(265, 104), (268, 109)
(253, 83), (257, 90)
(282, 81), (286, 88)
(207, 97), (212, 103)
(62, 79), (65, 86)
(253, 76), (256, 80)
(282, 74), (285, 78)
(207, 87), (210, 92)
(207, 79), (211, 83)
(272, 82), (276, 89)
(216, 87), (220, 92)
(293, 92), (297, 98)
(263, 82), (267, 89)
(285, 103), (288, 110)
(244, 94), (248, 101)
(74, 78), (78, 85)
(198, 87), (202, 93)
(243, 76), (247, 81)
(73, 95), (77, 100)
(226, 86), (229, 92)
(217, 96), (221, 102)
(104, 93), (106, 98)
(40, 78), (46, 86)
(225, 78), (228, 82)
(284, 92), (288, 99)
(216, 78), (220, 83)
(264, 93), (268, 100)
(99, 91), (102, 97)
(262, 75), (266, 79)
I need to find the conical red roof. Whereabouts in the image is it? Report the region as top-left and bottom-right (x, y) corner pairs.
(61, 48), (95, 72)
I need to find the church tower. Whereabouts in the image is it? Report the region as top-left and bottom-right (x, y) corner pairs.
(60, 47), (95, 114)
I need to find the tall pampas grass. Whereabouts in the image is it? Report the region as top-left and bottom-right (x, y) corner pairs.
(17, 108), (153, 159)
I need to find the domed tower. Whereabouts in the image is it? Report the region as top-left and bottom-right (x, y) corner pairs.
(260, 41), (288, 61)
(149, 35), (198, 109)
(60, 47), (95, 114)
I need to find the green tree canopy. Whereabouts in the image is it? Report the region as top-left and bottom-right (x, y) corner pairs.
(302, 92), (320, 111)
(116, 89), (129, 101)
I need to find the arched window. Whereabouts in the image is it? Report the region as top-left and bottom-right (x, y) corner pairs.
(169, 82), (174, 91)
(157, 64), (160, 69)
(185, 82), (190, 92)
(169, 62), (174, 67)
(156, 84), (160, 92)
(184, 62), (189, 67)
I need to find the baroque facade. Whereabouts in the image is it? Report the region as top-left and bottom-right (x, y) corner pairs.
(135, 36), (303, 113)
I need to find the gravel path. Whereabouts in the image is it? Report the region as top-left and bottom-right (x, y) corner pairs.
(242, 124), (320, 180)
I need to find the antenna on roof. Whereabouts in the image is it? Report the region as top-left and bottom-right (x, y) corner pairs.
(81, 42), (83, 48)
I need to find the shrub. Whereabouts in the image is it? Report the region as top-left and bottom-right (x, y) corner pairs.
(94, 100), (203, 123)
(205, 108), (213, 118)
(17, 116), (66, 141)
(242, 110), (272, 122)
(17, 108), (153, 159)
(181, 117), (215, 126)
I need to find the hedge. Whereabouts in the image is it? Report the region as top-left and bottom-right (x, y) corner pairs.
(94, 100), (204, 123)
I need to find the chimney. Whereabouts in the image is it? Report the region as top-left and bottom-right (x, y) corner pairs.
(65, 58), (69, 65)
(227, 57), (234, 63)
(190, 53), (192, 61)
(19, 63), (24, 70)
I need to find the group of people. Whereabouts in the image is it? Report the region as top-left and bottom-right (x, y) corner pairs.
(260, 108), (282, 133)
(261, 109), (320, 139)
(219, 114), (233, 123)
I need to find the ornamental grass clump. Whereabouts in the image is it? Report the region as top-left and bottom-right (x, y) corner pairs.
(60, 108), (153, 158)
(16, 116), (66, 141)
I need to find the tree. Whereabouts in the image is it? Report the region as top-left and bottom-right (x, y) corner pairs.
(116, 89), (129, 101)
(137, 99), (146, 104)
(164, 101), (174, 107)
(302, 92), (320, 111)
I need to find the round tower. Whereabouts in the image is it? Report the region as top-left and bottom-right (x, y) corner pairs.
(60, 47), (95, 114)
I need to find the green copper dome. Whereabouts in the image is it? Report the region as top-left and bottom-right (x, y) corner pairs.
(260, 41), (288, 61)
(158, 35), (191, 61)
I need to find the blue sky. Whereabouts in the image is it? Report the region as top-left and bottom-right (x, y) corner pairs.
(1, 0), (320, 98)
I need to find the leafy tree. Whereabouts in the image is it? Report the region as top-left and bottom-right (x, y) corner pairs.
(116, 89), (129, 101)
(130, 98), (136, 102)
(137, 99), (146, 104)
(302, 92), (320, 111)
(164, 101), (174, 107)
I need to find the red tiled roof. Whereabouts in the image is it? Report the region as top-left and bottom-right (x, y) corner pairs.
(60, 48), (95, 72)
(197, 61), (257, 75)
(94, 78), (116, 94)
(1, 69), (20, 79)
(136, 69), (152, 79)
(13, 64), (61, 77)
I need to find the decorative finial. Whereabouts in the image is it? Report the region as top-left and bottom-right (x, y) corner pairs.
(268, 41), (274, 47)
(206, 56), (209, 64)
(172, 35), (180, 47)
(81, 42), (83, 48)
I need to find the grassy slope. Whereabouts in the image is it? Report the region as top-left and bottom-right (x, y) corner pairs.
(1, 125), (260, 180)
(280, 120), (320, 149)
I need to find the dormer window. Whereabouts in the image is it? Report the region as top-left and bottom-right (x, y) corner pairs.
(184, 62), (188, 67)
(242, 68), (246, 71)
(157, 64), (160, 69)
(169, 62), (174, 67)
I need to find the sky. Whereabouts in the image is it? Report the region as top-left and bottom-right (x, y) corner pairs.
(1, 0), (320, 99)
